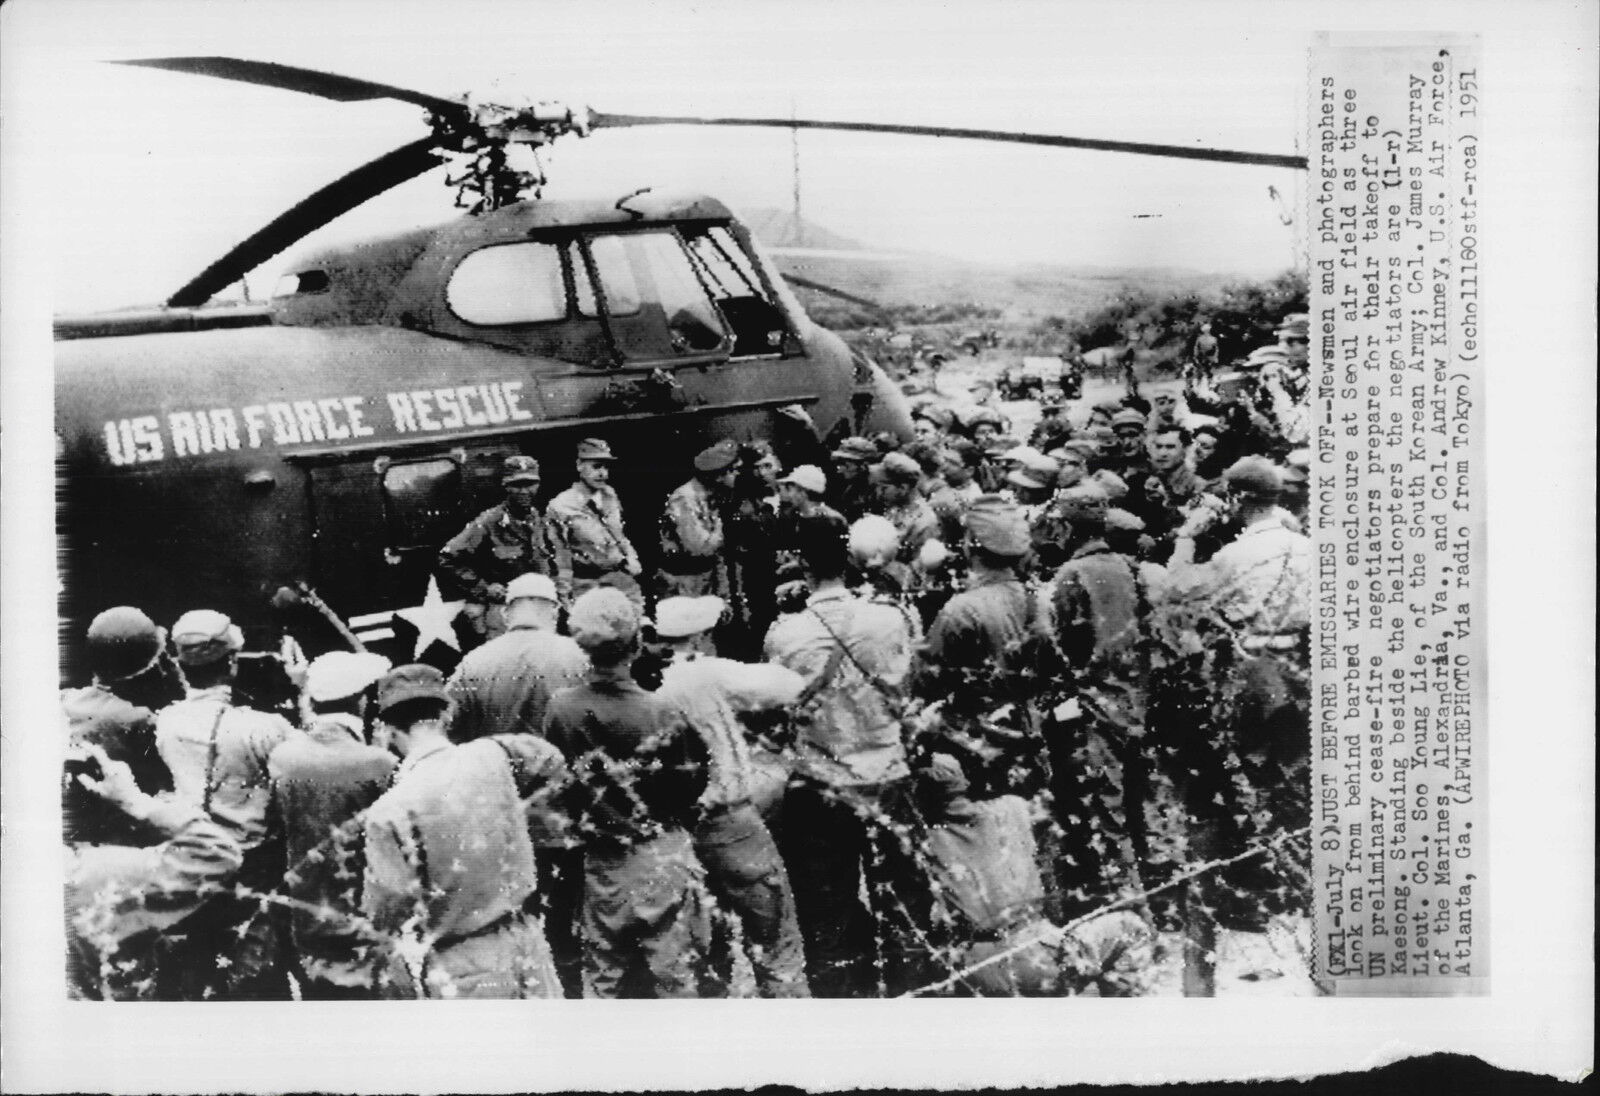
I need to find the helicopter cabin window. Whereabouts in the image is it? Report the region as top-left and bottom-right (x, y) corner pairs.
(381, 457), (463, 549)
(446, 242), (568, 326)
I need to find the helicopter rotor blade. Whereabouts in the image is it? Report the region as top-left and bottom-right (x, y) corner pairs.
(111, 57), (467, 120)
(591, 111), (1307, 171)
(167, 136), (442, 308)
(778, 272), (890, 316)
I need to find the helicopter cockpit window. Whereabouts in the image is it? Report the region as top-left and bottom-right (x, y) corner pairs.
(446, 242), (568, 326)
(684, 226), (790, 358)
(576, 236), (641, 317)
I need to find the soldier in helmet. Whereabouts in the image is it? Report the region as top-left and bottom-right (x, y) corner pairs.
(546, 438), (643, 607)
(439, 455), (561, 642)
(62, 607), (180, 847)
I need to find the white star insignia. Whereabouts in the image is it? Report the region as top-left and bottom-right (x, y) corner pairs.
(394, 575), (464, 658)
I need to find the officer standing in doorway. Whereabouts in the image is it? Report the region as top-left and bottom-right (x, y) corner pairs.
(439, 456), (560, 643)
(546, 438), (643, 608)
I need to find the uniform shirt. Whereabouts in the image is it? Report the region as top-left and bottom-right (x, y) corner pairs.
(659, 478), (725, 573)
(448, 627), (589, 743)
(362, 736), (566, 945)
(543, 667), (709, 848)
(438, 503), (559, 603)
(1170, 516), (1310, 635)
(925, 795), (1045, 936)
(763, 586), (918, 787)
(657, 654), (805, 810)
(62, 684), (173, 845)
(66, 801), (242, 1000)
(922, 571), (1033, 718)
(155, 686), (292, 850)
(1049, 540), (1165, 669)
(267, 714), (397, 985)
(545, 483), (639, 582)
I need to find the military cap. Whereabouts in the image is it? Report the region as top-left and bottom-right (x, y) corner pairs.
(1110, 409), (1147, 432)
(1006, 468), (1049, 492)
(568, 587), (641, 650)
(506, 573), (560, 604)
(1060, 439), (1100, 461)
(963, 494), (1031, 557)
(86, 606), (165, 682)
(376, 663), (450, 716)
(1085, 425), (1117, 447)
(871, 451), (922, 486)
(654, 595), (726, 639)
(1224, 456), (1285, 499)
(1002, 444), (1044, 467)
(575, 438), (616, 462)
(831, 436), (879, 464)
(911, 404), (955, 430)
(694, 439), (740, 474)
(778, 464), (827, 495)
(774, 403), (816, 427)
(170, 609), (245, 667)
(964, 406), (1005, 431)
(501, 455), (541, 484)
(304, 651), (392, 704)
(1017, 450), (1060, 480)
(1091, 469), (1128, 499)
(1055, 484), (1110, 526)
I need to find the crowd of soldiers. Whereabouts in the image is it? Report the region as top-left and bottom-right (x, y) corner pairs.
(61, 314), (1314, 1001)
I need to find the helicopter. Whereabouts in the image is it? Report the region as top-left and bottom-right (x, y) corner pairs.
(53, 56), (1307, 679)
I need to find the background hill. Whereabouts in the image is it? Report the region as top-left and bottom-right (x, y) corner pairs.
(742, 207), (1240, 327)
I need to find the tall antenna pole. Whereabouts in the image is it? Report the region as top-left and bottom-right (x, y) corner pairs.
(790, 97), (804, 247)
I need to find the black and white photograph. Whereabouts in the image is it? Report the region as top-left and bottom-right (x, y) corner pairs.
(2, 0), (1591, 1089)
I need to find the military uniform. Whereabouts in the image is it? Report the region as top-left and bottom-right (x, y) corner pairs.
(543, 665), (713, 998)
(62, 685), (173, 846)
(267, 714), (396, 997)
(764, 585), (933, 996)
(154, 683), (294, 998)
(659, 476), (728, 599)
(448, 626), (589, 744)
(546, 484), (640, 604)
(362, 735), (569, 999)
(66, 800), (243, 1000)
(438, 504), (561, 637)
(657, 639), (810, 998)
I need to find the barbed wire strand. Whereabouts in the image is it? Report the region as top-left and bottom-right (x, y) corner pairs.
(898, 823), (1310, 997)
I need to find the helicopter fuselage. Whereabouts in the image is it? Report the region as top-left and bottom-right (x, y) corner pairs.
(55, 192), (911, 668)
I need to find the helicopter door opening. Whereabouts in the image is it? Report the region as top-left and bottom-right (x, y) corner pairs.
(304, 446), (513, 635)
(683, 225), (791, 360)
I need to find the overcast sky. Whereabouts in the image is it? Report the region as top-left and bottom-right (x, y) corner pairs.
(17, 0), (1314, 313)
